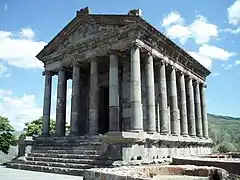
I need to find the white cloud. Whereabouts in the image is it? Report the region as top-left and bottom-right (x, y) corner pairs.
(19, 28), (35, 39)
(4, 4), (8, 12)
(221, 27), (240, 34)
(212, 72), (220, 77)
(189, 15), (218, 44)
(165, 24), (190, 45)
(0, 89), (12, 96)
(162, 12), (218, 45)
(227, 0), (240, 26)
(0, 63), (10, 78)
(0, 31), (11, 39)
(0, 28), (46, 69)
(189, 45), (236, 70)
(189, 51), (212, 69)
(235, 60), (240, 65)
(0, 90), (42, 130)
(199, 44), (236, 60)
(162, 11), (184, 27)
(223, 64), (233, 70)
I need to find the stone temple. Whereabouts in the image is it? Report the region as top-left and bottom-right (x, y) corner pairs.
(8, 7), (213, 175)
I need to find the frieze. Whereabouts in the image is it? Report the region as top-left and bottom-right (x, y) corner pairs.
(136, 24), (210, 78)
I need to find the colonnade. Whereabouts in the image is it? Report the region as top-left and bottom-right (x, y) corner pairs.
(41, 44), (209, 139)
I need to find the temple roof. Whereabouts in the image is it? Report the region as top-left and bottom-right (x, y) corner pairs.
(36, 7), (210, 77)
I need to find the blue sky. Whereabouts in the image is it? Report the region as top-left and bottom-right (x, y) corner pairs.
(0, 0), (239, 130)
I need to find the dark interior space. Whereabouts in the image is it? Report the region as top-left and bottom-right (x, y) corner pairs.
(98, 86), (109, 134)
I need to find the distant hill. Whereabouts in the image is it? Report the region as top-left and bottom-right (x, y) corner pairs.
(208, 113), (240, 152)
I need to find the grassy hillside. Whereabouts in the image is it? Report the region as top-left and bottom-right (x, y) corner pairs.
(208, 113), (240, 152)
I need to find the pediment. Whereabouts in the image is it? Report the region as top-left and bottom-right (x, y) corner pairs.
(36, 15), (138, 60)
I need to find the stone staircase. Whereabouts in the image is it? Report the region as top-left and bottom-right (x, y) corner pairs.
(7, 136), (112, 176)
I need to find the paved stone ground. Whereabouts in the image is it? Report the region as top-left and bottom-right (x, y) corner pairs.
(0, 166), (83, 180)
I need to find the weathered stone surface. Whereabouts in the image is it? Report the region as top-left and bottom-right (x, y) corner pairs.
(42, 72), (52, 136)
(56, 70), (67, 137)
(88, 59), (99, 135)
(130, 45), (143, 131)
(83, 164), (229, 180)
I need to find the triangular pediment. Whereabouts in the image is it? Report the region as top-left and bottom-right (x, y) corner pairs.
(36, 15), (138, 59)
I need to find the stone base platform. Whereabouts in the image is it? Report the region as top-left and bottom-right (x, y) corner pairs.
(172, 155), (240, 175)
(104, 132), (213, 166)
(7, 136), (112, 176)
(7, 133), (213, 176)
(83, 164), (229, 180)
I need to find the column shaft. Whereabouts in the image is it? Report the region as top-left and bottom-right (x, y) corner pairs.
(42, 72), (52, 136)
(169, 66), (180, 135)
(200, 84), (209, 138)
(70, 64), (81, 136)
(178, 72), (188, 136)
(109, 54), (119, 132)
(158, 61), (169, 134)
(89, 59), (99, 135)
(130, 45), (143, 131)
(186, 77), (196, 137)
(145, 55), (156, 132)
(56, 69), (67, 136)
(194, 81), (203, 137)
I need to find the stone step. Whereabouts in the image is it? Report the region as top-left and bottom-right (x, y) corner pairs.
(26, 156), (112, 166)
(7, 163), (84, 176)
(25, 160), (100, 169)
(34, 137), (103, 145)
(33, 145), (102, 151)
(35, 141), (102, 147)
(28, 152), (107, 160)
(31, 149), (104, 155)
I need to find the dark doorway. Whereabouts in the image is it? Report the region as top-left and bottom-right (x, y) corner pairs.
(99, 86), (109, 134)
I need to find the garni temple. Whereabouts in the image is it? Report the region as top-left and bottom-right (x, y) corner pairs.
(8, 7), (213, 175)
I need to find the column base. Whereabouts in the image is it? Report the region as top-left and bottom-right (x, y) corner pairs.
(181, 134), (189, 137)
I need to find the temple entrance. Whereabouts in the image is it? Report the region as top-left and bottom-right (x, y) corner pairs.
(99, 86), (109, 134)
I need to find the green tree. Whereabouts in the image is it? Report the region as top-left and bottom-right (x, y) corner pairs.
(0, 116), (17, 154)
(23, 117), (70, 136)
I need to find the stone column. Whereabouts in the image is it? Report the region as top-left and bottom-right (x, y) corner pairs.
(158, 60), (169, 134)
(42, 71), (52, 136)
(56, 69), (67, 136)
(145, 54), (156, 132)
(200, 84), (209, 138)
(169, 66), (180, 135)
(194, 81), (203, 138)
(178, 72), (188, 136)
(109, 54), (119, 132)
(70, 63), (81, 136)
(89, 58), (99, 135)
(130, 45), (143, 131)
(186, 76), (196, 137)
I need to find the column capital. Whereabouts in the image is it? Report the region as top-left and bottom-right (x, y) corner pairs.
(108, 49), (119, 56)
(200, 83), (207, 88)
(169, 65), (175, 70)
(186, 75), (194, 80)
(42, 70), (53, 76)
(131, 40), (143, 50)
(193, 80), (200, 86)
(58, 67), (68, 72)
(179, 71), (185, 76)
(72, 61), (82, 67)
(157, 59), (166, 66)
